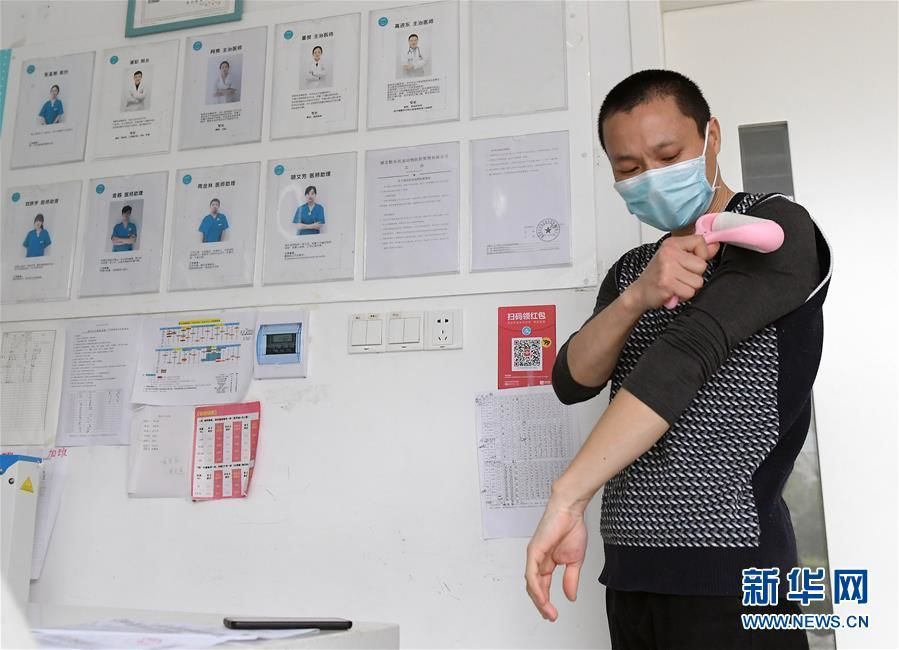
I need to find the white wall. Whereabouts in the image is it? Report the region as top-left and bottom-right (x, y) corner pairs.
(662, 2), (898, 648)
(0, 1), (643, 647)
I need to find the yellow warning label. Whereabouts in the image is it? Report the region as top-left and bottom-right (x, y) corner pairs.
(20, 476), (34, 493)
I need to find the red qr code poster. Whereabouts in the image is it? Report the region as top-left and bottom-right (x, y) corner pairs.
(497, 305), (556, 389)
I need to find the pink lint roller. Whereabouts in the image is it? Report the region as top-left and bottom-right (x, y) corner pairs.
(664, 211), (785, 309)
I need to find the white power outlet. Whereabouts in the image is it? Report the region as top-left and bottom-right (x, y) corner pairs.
(425, 310), (462, 350)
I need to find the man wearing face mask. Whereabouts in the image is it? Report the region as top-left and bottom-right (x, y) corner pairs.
(524, 70), (831, 649)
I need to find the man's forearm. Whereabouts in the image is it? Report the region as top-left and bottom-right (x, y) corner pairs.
(553, 388), (669, 511)
(566, 287), (644, 388)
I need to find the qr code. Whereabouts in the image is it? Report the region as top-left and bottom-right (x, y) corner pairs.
(512, 337), (543, 371)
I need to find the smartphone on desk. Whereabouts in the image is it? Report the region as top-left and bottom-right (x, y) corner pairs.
(223, 617), (352, 631)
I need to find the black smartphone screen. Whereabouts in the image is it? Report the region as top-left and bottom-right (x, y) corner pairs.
(223, 617), (352, 631)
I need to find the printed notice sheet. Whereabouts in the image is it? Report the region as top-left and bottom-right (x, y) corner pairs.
(170, 163), (259, 291)
(364, 142), (460, 279)
(11, 52), (94, 168)
(132, 313), (255, 406)
(475, 387), (581, 538)
(80, 172), (167, 297)
(131, 0), (239, 31)
(271, 13), (360, 139)
(128, 405), (194, 498)
(191, 402), (260, 501)
(471, 131), (572, 271)
(0, 446), (69, 580)
(2, 181), (81, 303)
(179, 27), (266, 149)
(470, 1), (567, 118)
(263, 153), (356, 284)
(0, 330), (55, 446)
(367, 1), (459, 128)
(94, 40), (178, 158)
(55, 318), (140, 447)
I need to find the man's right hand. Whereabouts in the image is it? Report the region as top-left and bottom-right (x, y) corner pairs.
(628, 235), (720, 311)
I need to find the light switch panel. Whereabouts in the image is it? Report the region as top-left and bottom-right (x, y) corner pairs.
(348, 314), (385, 354)
(386, 311), (424, 352)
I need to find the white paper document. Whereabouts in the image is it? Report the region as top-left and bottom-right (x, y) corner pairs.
(470, 1), (567, 118)
(131, 0), (238, 31)
(32, 618), (316, 650)
(128, 405), (194, 498)
(367, 1), (459, 129)
(271, 13), (361, 139)
(132, 312), (256, 406)
(179, 27), (266, 149)
(471, 131), (572, 271)
(0, 330), (56, 446)
(55, 318), (140, 447)
(475, 387), (581, 539)
(80, 172), (168, 297)
(11, 52), (94, 168)
(169, 163), (259, 291)
(1, 181), (82, 303)
(263, 153), (357, 284)
(364, 142), (460, 279)
(93, 40), (179, 158)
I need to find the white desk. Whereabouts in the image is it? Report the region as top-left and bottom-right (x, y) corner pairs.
(25, 603), (400, 649)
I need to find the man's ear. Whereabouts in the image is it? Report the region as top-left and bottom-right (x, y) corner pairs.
(709, 116), (723, 156)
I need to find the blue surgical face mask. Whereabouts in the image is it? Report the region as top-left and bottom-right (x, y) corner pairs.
(613, 123), (718, 232)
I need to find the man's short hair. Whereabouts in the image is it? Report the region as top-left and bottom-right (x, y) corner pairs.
(134, 70), (142, 76)
(122, 205), (132, 215)
(597, 69), (710, 151)
(304, 185), (317, 196)
(220, 60), (229, 69)
(408, 34), (418, 41)
(210, 198), (220, 205)
(312, 46), (323, 55)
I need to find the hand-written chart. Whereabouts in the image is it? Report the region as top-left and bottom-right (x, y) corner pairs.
(191, 402), (261, 501)
(0, 330), (56, 445)
(475, 387), (581, 538)
(132, 313), (255, 406)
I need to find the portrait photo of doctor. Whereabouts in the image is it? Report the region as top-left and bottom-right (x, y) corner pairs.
(293, 185), (325, 235)
(303, 45), (330, 89)
(23, 214), (52, 258)
(110, 204), (139, 252)
(401, 33), (428, 77)
(199, 198), (230, 243)
(209, 58), (240, 104)
(37, 84), (64, 125)
(123, 69), (148, 112)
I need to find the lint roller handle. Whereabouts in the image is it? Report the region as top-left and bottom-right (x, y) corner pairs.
(663, 212), (785, 310)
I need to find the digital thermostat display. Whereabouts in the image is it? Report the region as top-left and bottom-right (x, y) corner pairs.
(265, 332), (297, 356)
(256, 323), (302, 367)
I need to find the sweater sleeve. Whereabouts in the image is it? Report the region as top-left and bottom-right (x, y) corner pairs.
(622, 197), (822, 426)
(552, 263), (620, 405)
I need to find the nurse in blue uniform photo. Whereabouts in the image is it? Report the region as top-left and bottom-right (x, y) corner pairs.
(38, 84), (64, 125)
(199, 198), (230, 243)
(23, 214), (52, 257)
(293, 185), (325, 235)
(111, 205), (138, 252)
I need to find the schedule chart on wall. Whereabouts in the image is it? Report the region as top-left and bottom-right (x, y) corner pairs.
(475, 387), (581, 538)
(191, 402), (261, 501)
(0, 330), (56, 445)
(132, 313), (255, 406)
